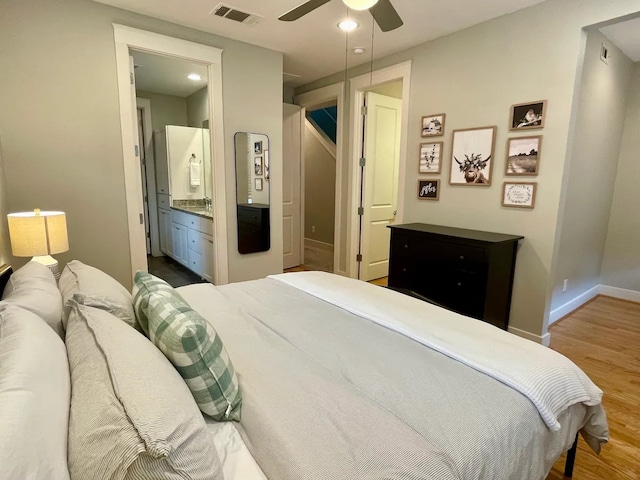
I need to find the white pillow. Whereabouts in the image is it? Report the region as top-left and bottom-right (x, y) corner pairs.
(0, 305), (71, 480)
(59, 260), (138, 331)
(0, 261), (63, 338)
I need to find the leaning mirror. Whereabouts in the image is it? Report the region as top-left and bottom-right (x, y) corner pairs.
(234, 132), (270, 254)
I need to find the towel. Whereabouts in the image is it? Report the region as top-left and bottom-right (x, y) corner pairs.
(190, 162), (201, 187)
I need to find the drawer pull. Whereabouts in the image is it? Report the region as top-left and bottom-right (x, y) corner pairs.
(402, 268), (407, 272)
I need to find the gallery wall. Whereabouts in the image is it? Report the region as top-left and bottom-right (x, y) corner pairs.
(550, 30), (634, 313)
(0, 0), (283, 287)
(297, 0), (640, 341)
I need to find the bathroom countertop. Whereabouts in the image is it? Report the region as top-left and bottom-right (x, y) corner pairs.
(170, 205), (213, 220)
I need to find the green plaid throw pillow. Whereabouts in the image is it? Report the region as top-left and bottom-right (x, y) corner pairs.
(132, 271), (186, 335)
(132, 272), (241, 421)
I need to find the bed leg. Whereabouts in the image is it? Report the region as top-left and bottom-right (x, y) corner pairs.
(564, 434), (578, 478)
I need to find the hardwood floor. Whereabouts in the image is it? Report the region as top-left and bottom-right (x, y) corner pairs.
(147, 255), (206, 288)
(546, 296), (640, 480)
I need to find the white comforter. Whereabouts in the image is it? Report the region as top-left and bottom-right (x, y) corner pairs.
(270, 271), (603, 433)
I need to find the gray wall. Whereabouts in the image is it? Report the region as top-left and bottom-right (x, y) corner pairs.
(136, 90), (188, 131)
(304, 123), (336, 245)
(186, 87), (209, 128)
(297, 0), (640, 340)
(551, 30), (634, 311)
(0, 139), (11, 266)
(0, 0), (283, 287)
(602, 63), (640, 291)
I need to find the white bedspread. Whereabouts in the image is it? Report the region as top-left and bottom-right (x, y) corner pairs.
(270, 271), (603, 432)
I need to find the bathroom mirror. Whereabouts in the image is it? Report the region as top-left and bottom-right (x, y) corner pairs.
(234, 132), (270, 254)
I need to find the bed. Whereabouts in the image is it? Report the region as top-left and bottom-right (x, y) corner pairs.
(0, 262), (608, 480)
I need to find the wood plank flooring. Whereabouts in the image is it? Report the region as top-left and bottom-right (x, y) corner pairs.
(546, 296), (640, 480)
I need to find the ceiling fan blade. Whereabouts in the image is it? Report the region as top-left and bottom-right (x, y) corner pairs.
(369, 0), (403, 32)
(279, 0), (333, 21)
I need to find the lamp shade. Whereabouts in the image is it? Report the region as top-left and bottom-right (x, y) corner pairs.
(343, 0), (378, 10)
(7, 211), (69, 257)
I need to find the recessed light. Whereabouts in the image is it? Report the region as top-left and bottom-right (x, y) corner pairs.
(353, 47), (365, 54)
(338, 20), (359, 32)
(187, 73), (201, 81)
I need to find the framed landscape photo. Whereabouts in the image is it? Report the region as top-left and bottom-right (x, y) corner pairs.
(509, 100), (547, 131)
(419, 142), (443, 174)
(418, 179), (440, 200)
(254, 178), (263, 191)
(502, 182), (537, 208)
(505, 136), (542, 175)
(449, 126), (496, 186)
(421, 113), (445, 137)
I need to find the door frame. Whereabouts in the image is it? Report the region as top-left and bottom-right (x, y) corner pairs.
(113, 24), (229, 284)
(136, 97), (161, 257)
(348, 61), (412, 278)
(294, 82), (346, 276)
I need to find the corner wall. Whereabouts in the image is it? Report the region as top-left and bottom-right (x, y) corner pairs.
(550, 31), (634, 314)
(0, 139), (11, 266)
(601, 63), (640, 293)
(0, 0), (283, 287)
(297, 0), (640, 341)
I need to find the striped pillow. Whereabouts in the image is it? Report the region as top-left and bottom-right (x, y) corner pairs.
(132, 271), (185, 335)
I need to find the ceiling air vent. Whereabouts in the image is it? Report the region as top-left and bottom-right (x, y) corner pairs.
(210, 3), (263, 26)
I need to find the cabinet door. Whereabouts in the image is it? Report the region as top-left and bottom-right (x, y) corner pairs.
(171, 223), (189, 266)
(158, 209), (172, 256)
(200, 233), (214, 283)
(188, 249), (203, 276)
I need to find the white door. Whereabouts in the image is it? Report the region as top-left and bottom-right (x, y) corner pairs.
(282, 104), (304, 270)
(137, 108), (151, 254)
(359, 92), (402, 281)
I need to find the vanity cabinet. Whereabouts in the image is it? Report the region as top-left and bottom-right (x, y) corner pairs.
(171, 222), (189, 266)
(388, 223), (523, 330)
(167, 208), (214, 282)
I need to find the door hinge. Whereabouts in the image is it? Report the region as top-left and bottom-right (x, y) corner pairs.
(356, 254), (363, 262)
(146, 232), (150, 238)
(139, 213), (144, 225)
(361, 105), (368, 116)
(130, 72), (134, 85)
(357, 207), (364, 216)
(134, 145), (139, 157)
(359, 157), (366, 167)
(144, 195), (148, 202)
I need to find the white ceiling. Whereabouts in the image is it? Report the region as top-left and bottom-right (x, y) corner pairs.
(600, 17), (640, 62)
(94, 0), (548, 87)
(132, 50), (208, 97)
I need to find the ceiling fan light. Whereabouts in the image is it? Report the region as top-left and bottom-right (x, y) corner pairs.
(342, 0), (378, 11)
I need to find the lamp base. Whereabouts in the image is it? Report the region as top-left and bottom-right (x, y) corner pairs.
(31, 255), (60, 282)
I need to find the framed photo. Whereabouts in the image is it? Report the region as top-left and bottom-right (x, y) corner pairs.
(254, 141), (263, 154)
(419, 142), (443, 174)
(264, 150), (270, 180)
(505, 136), (542, 175)
(502, 182), (537, 208)
(418, 180), (440, 200)
(421, 113), (445, 137)
(254, 156), (263, 176)
(509, 100), (547, 131)
(449, 126), (496, 186)
(254, 178), (263, 191)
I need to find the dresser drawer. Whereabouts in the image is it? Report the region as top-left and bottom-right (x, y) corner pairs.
(188, 249), (203, 276)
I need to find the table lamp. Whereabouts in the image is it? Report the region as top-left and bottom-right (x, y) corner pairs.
(7, 209), (69, 281)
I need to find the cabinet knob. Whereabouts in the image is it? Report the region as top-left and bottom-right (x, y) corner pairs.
(402, 268), (407, 272)
(403, 244), (408, 249)
(459, 255), (465, 261)
(457, 282), (462, 287)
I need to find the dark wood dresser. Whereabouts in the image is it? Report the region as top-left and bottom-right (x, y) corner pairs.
(387, 223), (523, 330)
(237, 204), (270, 254)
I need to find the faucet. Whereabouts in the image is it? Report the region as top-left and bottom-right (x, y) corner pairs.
(204, 196), (212, 211)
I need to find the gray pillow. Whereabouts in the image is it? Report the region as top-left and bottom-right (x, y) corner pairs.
(59, 260), (138, 331)
(0, 305), (71, 480)
(0, 261), (63, 338)
(65, 302), (223, 480)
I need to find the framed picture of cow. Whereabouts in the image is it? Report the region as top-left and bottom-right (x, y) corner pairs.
(419, 142), (443, 174)
(449, 126), (497, 186)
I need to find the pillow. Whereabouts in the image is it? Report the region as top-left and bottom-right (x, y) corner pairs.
(65, 302), (223, 480)
(132, 270), (186, 334)
(59, 260), (138, 331)
(0, 261), (63, 338)
(133, 272), (241, 421)
(0, 305), (71, 480)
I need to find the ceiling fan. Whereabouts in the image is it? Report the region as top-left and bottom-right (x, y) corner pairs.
(279, 0), (403, 32)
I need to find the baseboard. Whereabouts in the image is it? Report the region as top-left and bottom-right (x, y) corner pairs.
(508, 326), (551, 346)
(549, 285), (600, 325)
(304, 238), (334, 251)
(599, 284), (640, 303)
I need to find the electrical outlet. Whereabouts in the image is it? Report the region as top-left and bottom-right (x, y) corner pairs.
(311, 226), (316, 233)
(562, 279), (568, 293)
